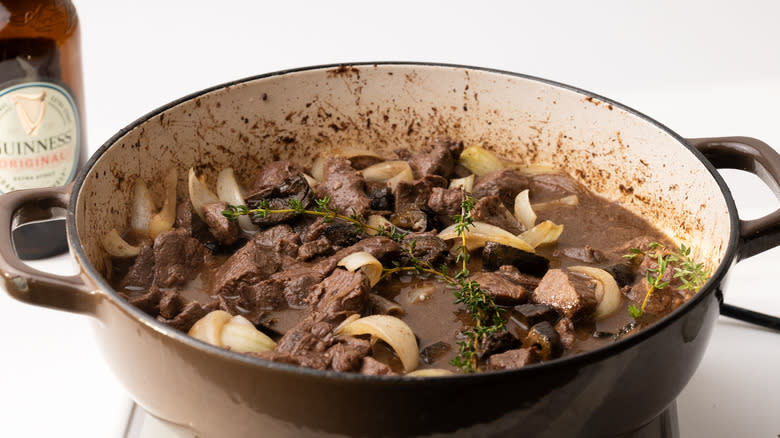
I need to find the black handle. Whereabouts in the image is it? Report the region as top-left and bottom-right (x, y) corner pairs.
(687, 136), (780, 331)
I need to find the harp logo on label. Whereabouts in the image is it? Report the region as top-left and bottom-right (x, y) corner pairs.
(0, 82), (80, 193)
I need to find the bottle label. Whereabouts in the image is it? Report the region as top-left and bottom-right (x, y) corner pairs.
(0, 81), (80, 193)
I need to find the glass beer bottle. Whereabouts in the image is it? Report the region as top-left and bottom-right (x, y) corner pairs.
(0, 0), (85, 259)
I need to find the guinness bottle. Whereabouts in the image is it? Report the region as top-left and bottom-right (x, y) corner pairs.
(0, 0), (85, 259)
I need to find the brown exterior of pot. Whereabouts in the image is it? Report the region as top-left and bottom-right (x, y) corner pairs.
(1, 63), (778, 437)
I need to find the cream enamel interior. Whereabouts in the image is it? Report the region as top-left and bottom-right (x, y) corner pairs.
(74, 64), (731, 283)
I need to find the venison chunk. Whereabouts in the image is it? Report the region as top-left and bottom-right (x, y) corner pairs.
(202, 201), (239, 245)
(488, 348), (539, 370)
(153, 229), (209, 288)
(472, 196), (524, 234)
(532, 268), (597, 321)
(316, 157), (371, 216)
(472, 169), (529, 209)
(470, 272), (530, 305)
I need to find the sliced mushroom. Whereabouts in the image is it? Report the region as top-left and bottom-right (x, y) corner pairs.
(482, 241), (549, 277)
(522, 321), (563, 361)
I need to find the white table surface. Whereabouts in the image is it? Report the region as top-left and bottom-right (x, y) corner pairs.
(0, 1), (778, 437)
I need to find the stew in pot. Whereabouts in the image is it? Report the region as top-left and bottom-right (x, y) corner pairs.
(103, 139), (710, 375)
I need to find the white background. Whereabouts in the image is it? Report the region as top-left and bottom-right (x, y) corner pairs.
(0, 1), (778, 436)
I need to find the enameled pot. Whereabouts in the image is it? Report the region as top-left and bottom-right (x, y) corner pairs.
(1, 63), (778, 438)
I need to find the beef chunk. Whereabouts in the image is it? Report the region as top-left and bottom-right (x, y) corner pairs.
(629, 278), (674, 315)
(472, 196), (524, 234)
(482, 242), (549, 277)
(409, 138), (463, 179)
(555, 317), (576, 350)
(402, 234), (450, 267)
(529, 173), (582, 201)
(316, 157), (371, 216)
(249, 160), (304, 193)
(218, 292), (268, 327)
(365, 181), (394, 212)
(269, 236), (402, 308)
(327, 337), (371, 372)
(119, 245), (155, 290)
(246, 174), (314, 226)
(532, 269), (597, 321)
(472, 169), (529, 209)
(322, 221), (362, 248)
(497, 265), (543, 290)
(157, 301), (215, 333)
(212, 240), (281, 296)
(308, 269), (370, 325)
(202, 201), (240, 245)
(427, 187), (463, 225)
(272, 270), (370, 366)
(153, 229), (209, 288)
(297, 237), (333, 261)
(395, 175), (448, 212)
(158, 289), (184, 319)
(392, 175), (447, 232)
(487, 348), (539, 370)
(252, 350), (330, 371)
(175, 201), (194, 236)
(127, 286), (162, 315)
(254, 224), (300, 258)
(470, 272), (530, 305)
(554, 245), (605, 264)
(360, 357), (394, 376)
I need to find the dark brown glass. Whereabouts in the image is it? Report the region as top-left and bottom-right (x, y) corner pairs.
(0, 0), (85, 259)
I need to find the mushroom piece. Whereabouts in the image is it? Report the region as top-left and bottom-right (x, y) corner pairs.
(482, 241), (549, 276)
(522, 321), (563, 361)
(245, 173), (313, 226)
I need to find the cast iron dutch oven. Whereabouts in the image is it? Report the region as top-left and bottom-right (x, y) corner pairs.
(1, 63), (778, 437)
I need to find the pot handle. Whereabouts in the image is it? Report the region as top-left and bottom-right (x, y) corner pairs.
(687, 136), (780, 331)
(0, 185), (99, 316)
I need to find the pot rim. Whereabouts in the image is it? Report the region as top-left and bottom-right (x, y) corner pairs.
(68, 61), (740, 382)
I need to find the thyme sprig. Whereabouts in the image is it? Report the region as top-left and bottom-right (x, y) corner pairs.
(623, 242), (710, 318)
(223, 194), (505, 373)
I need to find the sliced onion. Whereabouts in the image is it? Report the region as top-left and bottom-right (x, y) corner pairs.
(406, 368), (454, 377)
(337, 251), (383, 287)
(518, 220), (564, 248)
(362, 160), (414, 190)
(130, 179), (155, 234)
(189, 310), (277, 353)
(149, 168), (178, 239)
(458, 145), (505, 176)
(101, 228), (140, 258)
(216, 168), (259, 234)
(310, 155), (325, 181)
(449, 174), (474, 193)
(438, 221), (535, 253)
(568, 266), (622, 320)
(532, 195), (580, 210)
(188, 310), (233, 347)
(365, 215), (393, 236)
(368, 294), (404, 316)
(302, 172), (318, 189)
(513, 189), (536, 230)
(334, 315), (419, 372)
(220, 314), (277, 353)
(188, 168), (219, 221)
